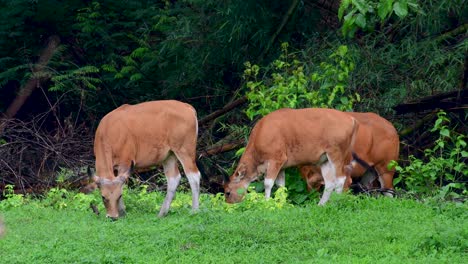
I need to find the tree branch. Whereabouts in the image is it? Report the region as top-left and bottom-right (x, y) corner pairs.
(259, 0), (300, 61)
(0, 35), (61, 135)
(198, 96), (247, 126)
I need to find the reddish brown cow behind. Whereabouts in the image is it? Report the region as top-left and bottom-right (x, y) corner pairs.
(299, 112), (399, 195)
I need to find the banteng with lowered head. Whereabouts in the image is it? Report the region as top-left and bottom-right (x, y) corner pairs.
(88, 100), (201, 219)
(224, 108), (359, 205)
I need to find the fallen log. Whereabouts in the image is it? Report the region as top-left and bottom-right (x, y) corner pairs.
(393, 89), (468, 114)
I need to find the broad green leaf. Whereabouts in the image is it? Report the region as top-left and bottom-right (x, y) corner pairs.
(338, 0), (352, 19)
(434, 118), (443, 128)
(343, 9), (357, 21)
(340, 96), (349, 105)
(235, 147), (246, 157)
(440, 128), (450, 137)
(355, 13), (366, 28)
(337, 45), (349, 57)
(393, 0), (408, 18)
(378, 0), (393, 20)
(352, 0), (368, 15)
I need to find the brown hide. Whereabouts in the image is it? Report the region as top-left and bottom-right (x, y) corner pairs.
(299, 112), (399, 192)
(224, 108), (359, 205)
(91, 100), (200, 219)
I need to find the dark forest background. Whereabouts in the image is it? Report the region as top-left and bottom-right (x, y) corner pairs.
(0, 0), (466, 198)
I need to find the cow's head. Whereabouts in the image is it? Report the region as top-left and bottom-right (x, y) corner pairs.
(88, 165), (132, 220)
(299, 166), (324, 192)
(224, 163), (252, 203)
(299, 164), (354, 192)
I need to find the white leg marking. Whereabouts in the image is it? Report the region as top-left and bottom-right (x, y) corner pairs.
(379, 175), (394, 197)
(335, 176), (346, 193)
(275, 170), (285, 187)
(264, 178), (274, 199)
(186, 171), (201, 211)
(158, 174), (181, 217)
(318, 157), (337, 205)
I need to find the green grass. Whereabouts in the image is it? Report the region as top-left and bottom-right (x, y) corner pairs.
(0, 191), (467, 264)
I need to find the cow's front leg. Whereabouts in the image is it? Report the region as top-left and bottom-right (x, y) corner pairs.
(264, 159), (286, 199)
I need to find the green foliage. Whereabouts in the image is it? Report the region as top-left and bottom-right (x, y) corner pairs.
(48, 65), (101, 92)
(245, 43), (359, 120)
(284, 168), (321, 205)
(55, 167), (76, 189)
(44, 188), (70, 209)
(338, 0), (421, 37)
(0, 185), (25, 210)
(0, 194), (466, 263)
(210, 186), (292, 213)
(390, 111), (467, 198)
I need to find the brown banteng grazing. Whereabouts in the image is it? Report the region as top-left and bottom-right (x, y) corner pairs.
(299, 112), (399, 195)
(87, 100), (201, 219)
(224, 108), (359, 205)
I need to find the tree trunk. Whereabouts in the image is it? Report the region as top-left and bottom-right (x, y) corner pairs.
(0, 35), (61, 135)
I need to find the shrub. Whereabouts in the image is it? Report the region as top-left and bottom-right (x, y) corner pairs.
(244, 43), (359, 120)
(0, 185), (25, 210)
(390, 111), (467, 199)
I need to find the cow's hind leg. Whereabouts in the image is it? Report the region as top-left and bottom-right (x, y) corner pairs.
(275, 170), (285, 187)
(375, 163), (395, 197)
(173, 150), (201, 213)
(319, 160), (336, 205)
(318, 153), (347, 205)
(158, 154), (181, 217)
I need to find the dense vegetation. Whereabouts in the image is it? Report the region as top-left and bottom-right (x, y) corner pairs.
(0, 0), (466, 214)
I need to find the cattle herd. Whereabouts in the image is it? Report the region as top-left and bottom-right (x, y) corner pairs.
(86, 100), (399, 219)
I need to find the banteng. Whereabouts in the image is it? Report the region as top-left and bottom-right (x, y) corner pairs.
(224, 108), (358, 205)
(88, 100), (201, 219)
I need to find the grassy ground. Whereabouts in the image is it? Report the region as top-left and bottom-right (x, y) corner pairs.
(0, 191), (467, 264)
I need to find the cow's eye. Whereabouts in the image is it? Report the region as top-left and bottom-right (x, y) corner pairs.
(101, 196), (106, 201)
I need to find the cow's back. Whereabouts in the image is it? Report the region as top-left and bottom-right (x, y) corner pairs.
(248, 108), (356, 167)
(95, 100), (198, 170)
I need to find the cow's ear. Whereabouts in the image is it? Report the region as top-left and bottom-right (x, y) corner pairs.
(236, 164), (246, 180)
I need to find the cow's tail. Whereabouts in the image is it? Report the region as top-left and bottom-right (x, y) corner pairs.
(352, 152), (372, 171)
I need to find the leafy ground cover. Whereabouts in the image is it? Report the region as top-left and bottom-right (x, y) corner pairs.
(0, 189), (466, 263)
